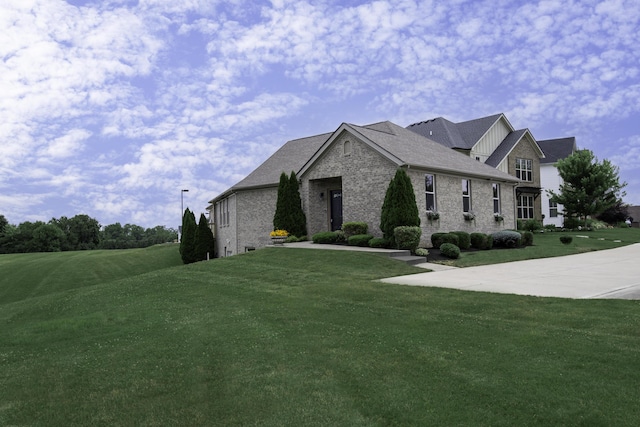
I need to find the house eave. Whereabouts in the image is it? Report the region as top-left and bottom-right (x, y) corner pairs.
(405, 163), (521, 184)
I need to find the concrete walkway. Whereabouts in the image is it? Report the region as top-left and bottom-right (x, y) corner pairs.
(381, 243), (640, 299)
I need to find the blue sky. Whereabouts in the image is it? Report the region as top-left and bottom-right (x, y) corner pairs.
(2, 0), (639, 228)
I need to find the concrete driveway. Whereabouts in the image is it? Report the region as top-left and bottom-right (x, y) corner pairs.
(381, 243), (640, 299)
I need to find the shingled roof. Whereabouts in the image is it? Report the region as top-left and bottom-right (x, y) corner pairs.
(299, 121), (520, 183)
(407, 113), (505, 150)
(485, 129), (528, 168)
(211, 120), (521, 204)
(538, 137), (577, 164)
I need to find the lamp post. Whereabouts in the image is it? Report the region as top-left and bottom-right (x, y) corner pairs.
(180, 189), (189, 242)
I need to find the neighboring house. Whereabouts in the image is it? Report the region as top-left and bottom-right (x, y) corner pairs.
(628, 205), (640, 228)
(208, 121), (521, 256)
(536, 137), (577, 227)
(407, 114), (546, 222)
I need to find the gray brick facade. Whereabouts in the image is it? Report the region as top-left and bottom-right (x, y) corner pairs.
(209, 120), (520, 255)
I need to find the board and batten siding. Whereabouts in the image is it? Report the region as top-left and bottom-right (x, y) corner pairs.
(470, 117), (511, 165)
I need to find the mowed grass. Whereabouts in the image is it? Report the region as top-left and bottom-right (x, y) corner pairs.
(450, 227), (640, 267)
(0, 243), (183, 304)
(1, 247), (640, 425)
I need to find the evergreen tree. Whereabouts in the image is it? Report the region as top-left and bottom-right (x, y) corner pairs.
(380, 169), (420, 244)
(195, 213), (215, 260)
(288, 171), (307, 237)
(180, 208), (197, 264)
(273, 172), (290, 231)
(548, 150), (626, 226)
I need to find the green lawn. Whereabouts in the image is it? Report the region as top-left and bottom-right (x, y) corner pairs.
(1, 246), (639, 425)
(447, 227), (640, 267)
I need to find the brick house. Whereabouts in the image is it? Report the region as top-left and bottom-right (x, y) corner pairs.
(407, 114), (546, 222)
(208, 121), (520, 256)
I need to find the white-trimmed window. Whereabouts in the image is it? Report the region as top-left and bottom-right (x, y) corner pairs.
(462, 179), (471, 212)
(549, 200), (558, 218)
(425, 174), (436, 211)
(218, 198), (229, 227)
(516, 158), (533, 181)
(518, 195), (534, 219)
(492, 183), (501, 214)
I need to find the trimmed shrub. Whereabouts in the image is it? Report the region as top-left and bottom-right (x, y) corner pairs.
(312, 231), (339, 244)
(560, 236), (573, 245)
(441, 233), (459, 247)
(486, 234), (494, 249)
(544, 224), (557, 232)
(492, 230), (522, 248)
(369, 237), (390, 248)
(440, 243), (460, 259)
(518, 219), (542, 232)
(394, 226), (422, 251)
(430, 232), (448, 249)
(470, 232), (491, 250)
(519, 230), (534, 246)
(334, 230), (346, 243)
(348, 234), (374, 247)
(342, 222), (368, 238)
(415, 248), (429, 257)
(450, 231), (471, 250)
(285, 235), (299, 243)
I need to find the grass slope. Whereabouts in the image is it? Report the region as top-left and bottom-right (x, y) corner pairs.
(1, 248), (639, 425)
(0, 244), (183, 304)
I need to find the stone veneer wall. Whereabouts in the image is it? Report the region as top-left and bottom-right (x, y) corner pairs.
(406, 169), (516, 247)
(214, 193), (237, 257)
(507, 140), (543, 221)
(301, 131), (397, 238)
(236, 187), (278, 252)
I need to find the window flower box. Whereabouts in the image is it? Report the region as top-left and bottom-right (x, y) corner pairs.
(426, 210), (440, 221)
(494, 213), (504, 222)
(463, 211), (475, 221)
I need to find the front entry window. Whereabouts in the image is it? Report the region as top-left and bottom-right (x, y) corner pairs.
(518, 195), (534, 219)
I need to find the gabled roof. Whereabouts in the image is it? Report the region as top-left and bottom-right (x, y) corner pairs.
(456, 113), (506, 148)
(407, 113), (506, 150)
(405, 117), (466, 149)
(485, 129), (528, 167)
(211, 120), (521, 204)
(299, 121), (520, 183)
(208, 131), (331, 203)
(538, 137), (577, 164)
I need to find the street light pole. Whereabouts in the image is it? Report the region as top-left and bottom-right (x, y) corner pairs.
(180, 189), (189, 242)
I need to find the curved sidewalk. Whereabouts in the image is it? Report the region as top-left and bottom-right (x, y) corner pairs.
(381, 243), (640, 299)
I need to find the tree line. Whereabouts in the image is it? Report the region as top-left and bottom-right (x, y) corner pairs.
(0, 214), (177, 254)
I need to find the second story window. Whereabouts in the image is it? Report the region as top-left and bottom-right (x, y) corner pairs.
(425, 174), (436, 211)
(516, 158), (533, 181)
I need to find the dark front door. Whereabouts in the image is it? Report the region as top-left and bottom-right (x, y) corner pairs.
(330, 189), (343, 231)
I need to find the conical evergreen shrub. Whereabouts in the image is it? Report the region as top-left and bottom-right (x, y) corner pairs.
(380, 168), (420, 245)
(180, 208), (197, 264)
(195, 213), (215, 261)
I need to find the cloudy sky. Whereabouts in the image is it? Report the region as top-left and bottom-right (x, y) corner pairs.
(2, 0), (639, 228)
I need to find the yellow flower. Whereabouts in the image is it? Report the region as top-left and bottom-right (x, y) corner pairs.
(270, 229), (289, 237)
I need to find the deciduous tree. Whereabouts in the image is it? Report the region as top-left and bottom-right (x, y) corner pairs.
(548, 150), (626, 226)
